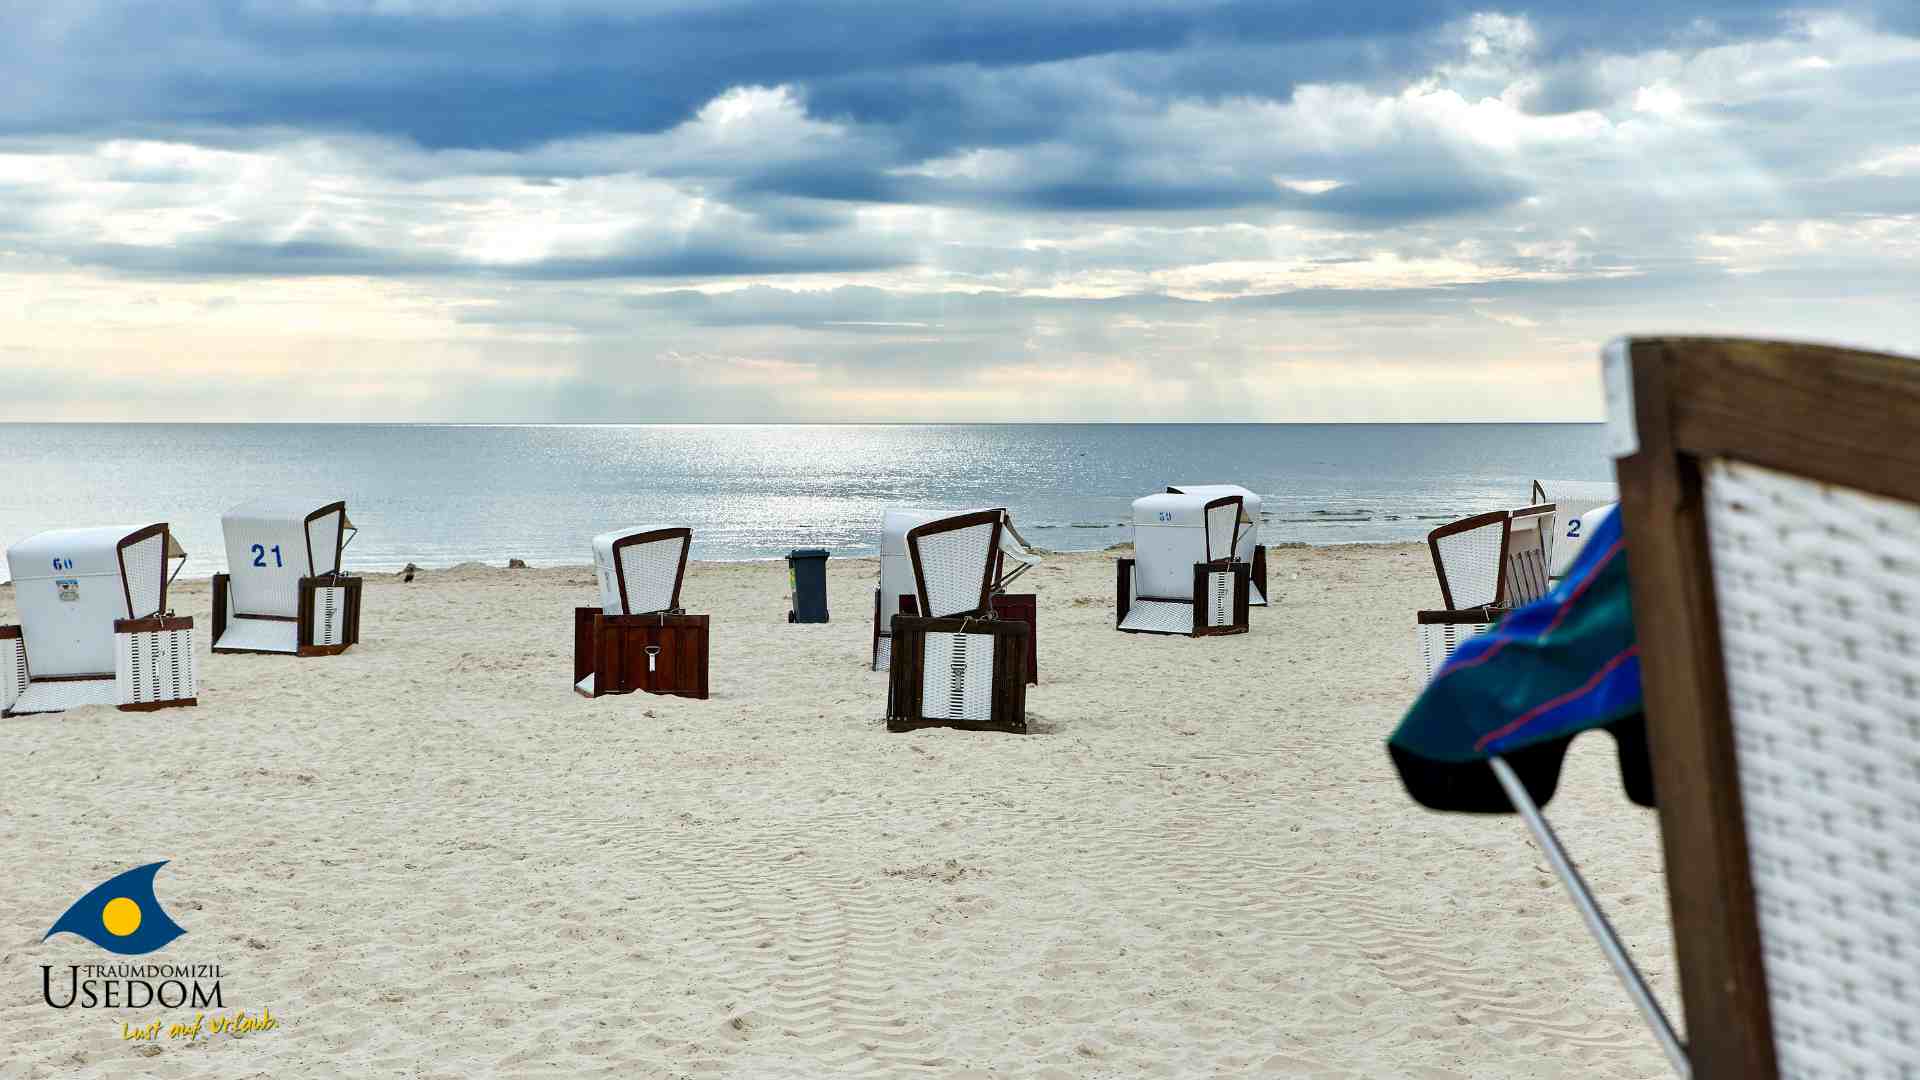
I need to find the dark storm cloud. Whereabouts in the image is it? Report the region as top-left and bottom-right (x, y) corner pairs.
(4, 0), (1894, 231)
(3, 1), (1853, 151)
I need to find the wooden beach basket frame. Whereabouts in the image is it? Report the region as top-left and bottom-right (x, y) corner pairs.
(575, 526), (707, 700)
(871, 511), (1037, 674)
(1614, 336), (1920, 1078)
(1115, 493), (1253, 637)
(607, 527), (692, 616)
(211, 501), (363, 657)
(887, 508), (1029, 733)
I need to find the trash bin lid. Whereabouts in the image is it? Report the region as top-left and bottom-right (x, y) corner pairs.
(788, 548), (832, 559)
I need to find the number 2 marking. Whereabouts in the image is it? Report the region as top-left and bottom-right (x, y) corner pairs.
(251, 544), (283, 568)
(1566, 519), (1582, 539)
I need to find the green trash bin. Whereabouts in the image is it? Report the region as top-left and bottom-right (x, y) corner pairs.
(787, 548), (830, 623)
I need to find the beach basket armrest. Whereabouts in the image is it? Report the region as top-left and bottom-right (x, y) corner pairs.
(1416, 606), (1509, 625)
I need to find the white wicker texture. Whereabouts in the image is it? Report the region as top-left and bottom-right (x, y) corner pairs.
(873, 635), (892, 674)
(912, 521), (996, 618)
(616, 536), (686, 615)
(1434, 518), (1506, 609)
(2, 636), (25, 713)
(311, 585), (348, 646)
(217, 617), (297, 653)
(1414, 620), (1493, 681)
(306, 507), (344, 576)
(920, 631), (994, 721)
(1206, 569), (1233, 627)
(1703, 459), (1920, 1079)
(1120, 599), (1195, 635)
(1205, 500), (1241, 561)
(116, 624), (196, 706)
(10, 677), (116, 714)
(120, 532), (164, 618)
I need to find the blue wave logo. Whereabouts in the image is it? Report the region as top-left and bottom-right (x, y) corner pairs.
(45, 862), (186, 955)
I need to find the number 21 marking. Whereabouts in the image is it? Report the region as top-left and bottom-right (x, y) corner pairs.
(251, 544), (283, 568)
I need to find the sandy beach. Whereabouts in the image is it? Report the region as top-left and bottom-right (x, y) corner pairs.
(0, 545), (1677, 1079)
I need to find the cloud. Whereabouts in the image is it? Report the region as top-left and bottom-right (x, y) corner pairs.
(2, 2), (1919, 419)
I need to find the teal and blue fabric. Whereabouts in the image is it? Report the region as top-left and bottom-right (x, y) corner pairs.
(1388, 509), (1655, 813)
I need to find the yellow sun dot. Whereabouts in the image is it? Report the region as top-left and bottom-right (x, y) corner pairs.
(102, 897), (142, 937)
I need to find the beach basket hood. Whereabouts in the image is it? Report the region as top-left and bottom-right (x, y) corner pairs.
(5, 523), (185, 677)
(1388, 507), (1655, 813)
(220, 497), (353, 619)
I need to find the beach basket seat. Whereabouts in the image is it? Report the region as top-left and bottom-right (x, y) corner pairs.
(1529, 479), (1619, 580)
(1117, 493), (1251, 637)
(872, 508), (1040, 683)
(3, 523), (197, 717)
(1166, 484), (1270, 605)
(886, 509), (1030, 733)
(212, 498), (362, 657)
(574, 526), (708, 700)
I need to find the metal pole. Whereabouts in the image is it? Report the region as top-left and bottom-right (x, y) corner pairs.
(1488, 755), (1691, 1077)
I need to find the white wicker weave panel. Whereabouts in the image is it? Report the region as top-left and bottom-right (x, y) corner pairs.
(873, 635), (892, 674)
(310, 586), (347, 646)
(216, 618), (297, 654)
(116, 627), (196, 705)
(1703, 460), (1920, 1078)
(2, 637), (25, 713)
(1206, 570), (1233, 627)
(1414, 620), (1493, 681)
(617, 537), (685, 615)
(11, 678), (116, 714)
(915, 523), (996, 618)
(1435, 520), (1504, 609)
(1120, 599), (1195, 635)
(1205, 502), (1239, 561)
(920, 631), (994, 721)
(121, 533), (164, 618)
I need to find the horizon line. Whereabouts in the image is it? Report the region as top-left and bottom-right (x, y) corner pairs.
(0, 418), (1607, 426)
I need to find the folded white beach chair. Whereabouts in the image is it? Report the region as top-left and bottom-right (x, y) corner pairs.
(574, 526), (708, 700)
(885, 508), (1030, 733)
(1529, 480), (1619, 579)
(1115, 492), (1251, 637)
(871, 508), (1040, 672)
(1411, 505), (1616, 683)
(1425, 503), (1557, 612)
(213, 497), (362, 656)
(3, 524), (197, 716)
(1414, 504), (1557, 679)
(1166, 484), (1269, 605)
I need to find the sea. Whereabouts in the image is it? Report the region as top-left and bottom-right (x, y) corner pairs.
(0, 423), (1612, 575)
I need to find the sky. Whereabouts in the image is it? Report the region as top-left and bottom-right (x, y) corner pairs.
(3, 2), (1918, 422)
